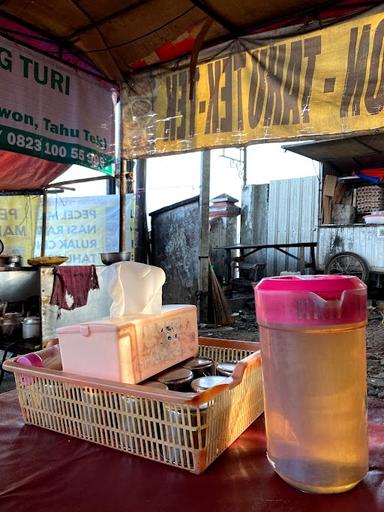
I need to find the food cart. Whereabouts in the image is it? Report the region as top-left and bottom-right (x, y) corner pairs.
(285, 133), (384, 286)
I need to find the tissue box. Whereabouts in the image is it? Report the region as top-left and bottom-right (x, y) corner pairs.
(57, 305), (198, 384)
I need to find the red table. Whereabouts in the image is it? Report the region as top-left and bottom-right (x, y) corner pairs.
(0, 390), (383, 512)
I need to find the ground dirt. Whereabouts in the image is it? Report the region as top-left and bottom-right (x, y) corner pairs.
(199, 304), (384, 399)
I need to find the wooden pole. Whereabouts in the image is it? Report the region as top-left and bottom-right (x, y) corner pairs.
(41, 190), (47, 257)
(199, 150), (210, 324)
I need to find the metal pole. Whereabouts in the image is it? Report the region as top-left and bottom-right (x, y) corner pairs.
(107, 176), (116, 195)
(198, 150), (210, 324)
(46, 175), (115, 188)
(134, 158), (148, 263)
(119, 158), (127, 252)
(242, 146), (247, 187)
(41, 190), (47, 257)
(126, 159), (134, 194)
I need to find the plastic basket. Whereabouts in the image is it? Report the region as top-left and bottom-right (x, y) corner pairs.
(4, 337), (263, 474)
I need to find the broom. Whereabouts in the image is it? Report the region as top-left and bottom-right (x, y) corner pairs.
(209, 260), (233, 326)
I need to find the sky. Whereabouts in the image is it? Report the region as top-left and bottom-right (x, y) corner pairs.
(146, 143), (319, 213)
(52, 142), (319, 214)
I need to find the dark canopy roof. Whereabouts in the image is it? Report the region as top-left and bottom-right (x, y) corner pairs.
(283, 134), (384, 174)
(0, 0), (379, 81)
(0, 0), (380, 189)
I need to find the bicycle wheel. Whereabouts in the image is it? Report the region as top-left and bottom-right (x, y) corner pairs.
(324, 251), (370, 283)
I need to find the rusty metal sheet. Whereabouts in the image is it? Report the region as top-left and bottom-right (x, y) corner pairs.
(150, 197), (199, 304)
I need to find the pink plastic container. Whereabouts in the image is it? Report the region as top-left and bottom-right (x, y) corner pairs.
(17, 345), (62, 370)
(255, 275), (368, 494)
(57, 305), (198, 384)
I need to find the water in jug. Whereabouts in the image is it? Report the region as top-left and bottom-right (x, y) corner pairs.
(254, 275), (368, 494)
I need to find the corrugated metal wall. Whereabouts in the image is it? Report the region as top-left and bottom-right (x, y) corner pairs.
(318, 225), (384, 273)
(267, 176), (319, 275)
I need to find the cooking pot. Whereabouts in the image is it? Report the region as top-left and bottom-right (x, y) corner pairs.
(100, 251), (131, 265)
(0, 239), (21, 267)
(1, 312), (23, 338)
(22, 316), (41, 339)
(0, 254), (22, 268)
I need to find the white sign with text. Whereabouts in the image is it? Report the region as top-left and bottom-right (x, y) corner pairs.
(34, 195), (133, 264)
(0, 37), (116, 173)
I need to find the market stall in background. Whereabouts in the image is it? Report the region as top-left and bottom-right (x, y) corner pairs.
(285, 134), (384, 288)
(0, 0), (383, 506)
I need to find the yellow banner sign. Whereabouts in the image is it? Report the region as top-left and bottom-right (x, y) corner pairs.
(0, 196), (39, 259)
(122, 10), (384, 158)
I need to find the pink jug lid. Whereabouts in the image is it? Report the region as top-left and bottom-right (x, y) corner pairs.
(255, 275), (367, 326)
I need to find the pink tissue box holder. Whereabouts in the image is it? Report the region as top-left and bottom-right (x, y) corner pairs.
(56, 305), (198, 384)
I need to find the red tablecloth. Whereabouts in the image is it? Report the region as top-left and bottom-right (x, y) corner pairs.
(0, 390), (383, 512)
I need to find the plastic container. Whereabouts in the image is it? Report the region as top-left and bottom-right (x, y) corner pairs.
(363, 214), (384, 224)
(56, 305), (198, 384)
(255, 275), (368, 494)
(4, 338), (263, 474)
(16, 345), (62, 370)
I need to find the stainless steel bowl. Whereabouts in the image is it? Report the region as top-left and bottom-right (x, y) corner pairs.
(0, 254), (22, 268)
(100, 252), (132, 265)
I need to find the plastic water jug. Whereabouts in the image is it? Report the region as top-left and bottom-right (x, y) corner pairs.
(254, 275), (368, 494)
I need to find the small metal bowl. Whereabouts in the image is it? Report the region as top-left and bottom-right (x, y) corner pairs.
(182, 357), (214, 378)
(157, 368), (194, 392)
(100, 251), (132, 265)
(191, 376), (230, 393)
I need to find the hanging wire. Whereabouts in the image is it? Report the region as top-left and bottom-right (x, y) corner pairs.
(220, 148), (245, 179)
(16, 195), (32, 227)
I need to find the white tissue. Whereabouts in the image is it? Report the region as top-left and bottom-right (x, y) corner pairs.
(101, 261), (166, 318)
